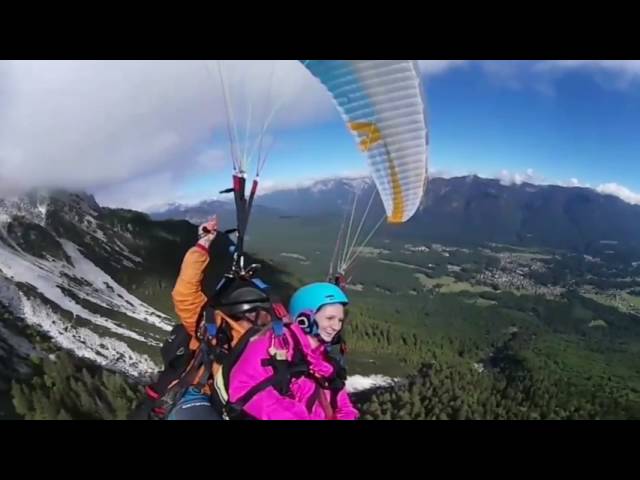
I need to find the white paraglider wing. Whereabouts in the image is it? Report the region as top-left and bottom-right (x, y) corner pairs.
(300, 60), (429, 223)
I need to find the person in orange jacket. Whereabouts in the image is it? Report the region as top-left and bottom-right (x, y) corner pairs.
(166, 215), (277, 420)
(171, 216), (272, 349)
(130, 215), (274, 420)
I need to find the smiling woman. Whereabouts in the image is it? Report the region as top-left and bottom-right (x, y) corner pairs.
(223, 281), (358, 420)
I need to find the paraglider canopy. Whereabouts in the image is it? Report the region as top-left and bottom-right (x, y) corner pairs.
(300, 60), (429, 224)
(210, 60), (429, 282)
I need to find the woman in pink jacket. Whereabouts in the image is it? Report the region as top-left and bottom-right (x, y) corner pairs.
(227, 282), (359, 420)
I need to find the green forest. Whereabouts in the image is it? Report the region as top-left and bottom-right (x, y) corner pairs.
(11, 283), (640, 420)
(11, 352), (142, 420)
(6, 210), (640, 420)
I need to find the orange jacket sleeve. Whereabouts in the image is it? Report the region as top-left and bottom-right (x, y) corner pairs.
(171, 244), (210, 349)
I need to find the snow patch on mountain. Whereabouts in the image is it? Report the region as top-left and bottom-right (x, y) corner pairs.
(59, 240), (169, 329)
(0, 196), (48, 227)
(346, 374), (397, 393)
(112, 238), (142, 264)
(18, 294), (158, 378)
(0, 239), (171, 344)
(1, 272), (158, 378)
(309, 176), (373, 194)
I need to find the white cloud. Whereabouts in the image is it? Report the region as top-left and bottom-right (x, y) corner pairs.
(596, 182), (640, 205)
(91, 145), (231, 211)
(535, 60), (640, 79)
(418, 60), (468, 76)
(93, 171), (182, 212)
(497, 168), (541, 185)
(479, 61), (528, 90)
(558, 178), (593, 188)
(492, 171), (640, 207)
(194, 148), (227, 171)
(429, 168), (452, 178)
(568, 178), (581, 187)
(477, 60), (640, 93)
(2, 59), (466, 208)
(0, 60), (334, 204)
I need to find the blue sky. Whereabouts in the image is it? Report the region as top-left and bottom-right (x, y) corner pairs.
(427, 62), (640, 188)
(175, 60), (640, 207)
(2, 60), (640, 210)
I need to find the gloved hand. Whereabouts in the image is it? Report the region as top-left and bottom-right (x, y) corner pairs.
(306, 344), (336, 379)
(197, 216), (218, 250)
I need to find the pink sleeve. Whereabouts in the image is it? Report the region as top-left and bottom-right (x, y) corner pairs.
(334, 388), (360, 420)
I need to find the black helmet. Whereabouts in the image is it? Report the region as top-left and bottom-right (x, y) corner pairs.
(217, 286), (271, 318)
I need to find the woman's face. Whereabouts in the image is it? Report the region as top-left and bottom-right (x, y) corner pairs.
(314, 304), (345, 343)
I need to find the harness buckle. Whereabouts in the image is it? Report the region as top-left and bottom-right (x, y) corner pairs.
(268, 346), (288, 361)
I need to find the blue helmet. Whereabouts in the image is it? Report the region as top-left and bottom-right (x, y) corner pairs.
(289, 282), (349, 334)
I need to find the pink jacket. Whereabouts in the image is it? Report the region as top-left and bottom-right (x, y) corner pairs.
(229, 323), (359, 420)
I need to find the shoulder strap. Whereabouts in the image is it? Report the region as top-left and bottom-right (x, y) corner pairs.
(221, 325), (263, 396)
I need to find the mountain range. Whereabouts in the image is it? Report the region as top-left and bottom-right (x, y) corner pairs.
(150, 175), (640, 257)
(0, 189), (295, 416)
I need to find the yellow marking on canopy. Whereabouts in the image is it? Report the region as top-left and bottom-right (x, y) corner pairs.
(387, 152), (405, 223)
(349, 122), (382, 152)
